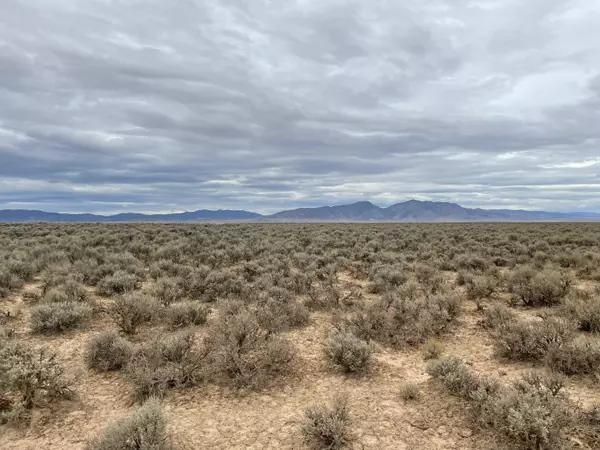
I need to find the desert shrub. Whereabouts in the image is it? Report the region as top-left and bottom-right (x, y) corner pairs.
(125, 330), (204, 401)
(30, 301), (93, 333)
(306, 283), (347, 310)
(205, 308), (295, 389)
(465, 275), (497, 301)
(509, 268), (571, 307)
(42, 279), (88, 303)
(422, 338), (445, 360)
(561, 295), (600, 333)
(255, 292), (310, 333)
(481, 304), (517, 329)
(0, 400), (29, 426)
(41, 287), (70, 303)
(150, 277), (184, 307)
(325, 330), (374, 375)
(86, 330), (133, 371)
(578, 405), (600, 448)
(109, 293), (159, 335)
(302, 395), (353, 450)
(414, 264), (444, 295)
(493, 317), (575, 362)
(0, 340), (73, 409)
(0, 267), (22, 292)
(98, 270), (139, 296)
(455, 254), (490, 272)
(427, 292), (462, 322)
(428, 358), (573, 450)
(545, 338), (600, 375)
(166, 301), (210, 329)
(341, 302), (388, 344)
(367, 265), (408, 293)
(342, 290), (461, 348)
(477, 374), (573, 450)
(399, 382), (421, 401)
(426, 357), (497, 399)
(86, 398), (173, 450)
(455, 270), (473, 286)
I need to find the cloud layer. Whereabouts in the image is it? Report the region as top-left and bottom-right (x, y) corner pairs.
(1, 0), (600, 213)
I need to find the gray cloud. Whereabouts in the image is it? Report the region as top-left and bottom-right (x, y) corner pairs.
(1, 0), (600, 214)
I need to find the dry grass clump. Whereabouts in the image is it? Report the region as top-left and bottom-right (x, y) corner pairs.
(302, 394), (353, 449)
(109, 292), (159, 335)
(86, 398), (174, 450)
(422, 338), (445, 360)
(86, 330), (133, 371)
(204, 307), (295, 390)
(325, 330), (374, 375)
(30, 301), (93, 333)
(427, 358), (574, 449)
(399, 382), (421, 401)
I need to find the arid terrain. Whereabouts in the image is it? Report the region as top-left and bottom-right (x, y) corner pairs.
(1, 222), (600, 449)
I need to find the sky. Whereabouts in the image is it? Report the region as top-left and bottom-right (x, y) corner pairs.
(1, 0), (600, 215)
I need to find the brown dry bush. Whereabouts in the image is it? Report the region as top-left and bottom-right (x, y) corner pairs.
(86, 330), (133, 371)
(42, 279), (88, 303)
(165, 301), (210, 329)
(342, 290), (461, 348)
(325, 330), (374, 375)
(422, 338), (445, 360)
(399, 382), (421, 401)
(302, 394), (353, 450)
(414, 264), (445, 296)
(480, 304), (517, 330)
(493, 317), (575, 362)
(125, 330), (204, 401)
(561, 295), (600, 333)
(109, 292), (159, 335)
(98, 270), (140, 296)
(255, 288), (310, 333)
(86, 398), (174, 450)
(545, 337), (600, 376)
(204, 308), (295, 390)
(427, 358), (574, 450)
(464, 275), (497, 301)
(30, 301), (93, 333)
(508, 267), (571, 307)
(0, 340), (73, 411)
(150, 276), (185, 307)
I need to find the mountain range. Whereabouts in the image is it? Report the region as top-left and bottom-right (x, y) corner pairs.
(1, 200), (600, 222)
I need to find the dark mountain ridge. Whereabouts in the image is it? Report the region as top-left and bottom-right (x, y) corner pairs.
(1, 200), (599, 222)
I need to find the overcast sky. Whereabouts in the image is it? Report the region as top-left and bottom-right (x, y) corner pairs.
(1, 0), (600, 214)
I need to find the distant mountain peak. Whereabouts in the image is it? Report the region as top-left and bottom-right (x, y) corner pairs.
(1, 200), (599, 222)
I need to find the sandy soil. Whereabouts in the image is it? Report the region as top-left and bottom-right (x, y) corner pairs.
(1, 275), (599, 449)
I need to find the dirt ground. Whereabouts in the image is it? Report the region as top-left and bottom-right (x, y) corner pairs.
(1, 274), (599, 450)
